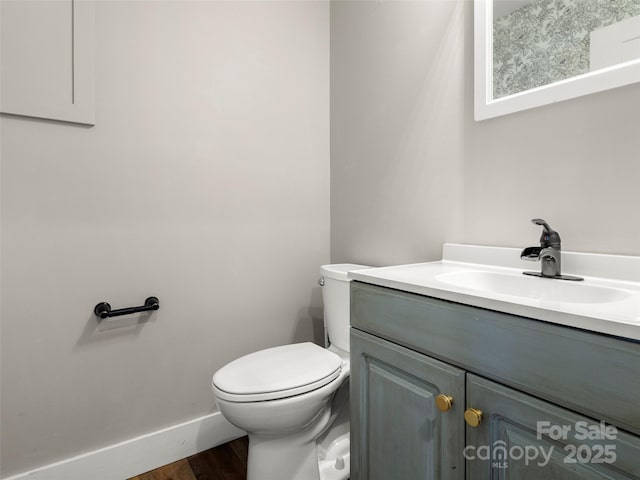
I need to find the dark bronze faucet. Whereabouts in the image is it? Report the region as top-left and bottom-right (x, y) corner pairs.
(521, 219), (583, 281)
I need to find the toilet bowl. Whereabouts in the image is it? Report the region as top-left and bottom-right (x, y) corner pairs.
(211, 264), (371, 480)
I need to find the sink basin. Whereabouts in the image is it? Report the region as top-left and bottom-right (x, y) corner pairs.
(436, 270), (632, 304)
(348, 244), (640, 339)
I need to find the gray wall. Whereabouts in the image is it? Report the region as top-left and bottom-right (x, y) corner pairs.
(330, 0), (466, 266)
(0, 1), (329, 476)
(331, 0), (640, 266)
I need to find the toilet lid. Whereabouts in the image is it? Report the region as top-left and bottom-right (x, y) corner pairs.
(212, 342), (342, 402)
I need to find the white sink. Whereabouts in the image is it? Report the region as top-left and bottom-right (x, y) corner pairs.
(348, 244), (640, 340)
(436, 270), (632, 305)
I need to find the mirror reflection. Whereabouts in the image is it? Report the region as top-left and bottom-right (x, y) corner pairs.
(493, 0), (640, 99)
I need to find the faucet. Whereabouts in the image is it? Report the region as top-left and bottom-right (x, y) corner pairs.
(521, 219), (583, 281)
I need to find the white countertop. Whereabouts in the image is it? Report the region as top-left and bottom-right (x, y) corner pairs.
(349, 244), (640, 341)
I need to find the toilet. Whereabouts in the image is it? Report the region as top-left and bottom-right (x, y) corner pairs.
(212, 264), (371, 480)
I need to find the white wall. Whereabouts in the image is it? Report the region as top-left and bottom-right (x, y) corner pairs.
(330, 0), (466, 266)
(331, 0), (640, 267)
(0, 1), (329, 476)
(463, 68), (640, 255)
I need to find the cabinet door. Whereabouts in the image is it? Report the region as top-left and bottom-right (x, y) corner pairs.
(466, 374), (640, 479)
(351, 328), (465, 480)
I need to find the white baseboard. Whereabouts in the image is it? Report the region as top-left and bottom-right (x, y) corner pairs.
(2, 412), (245, 480)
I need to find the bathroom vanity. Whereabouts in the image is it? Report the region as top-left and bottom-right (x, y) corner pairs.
(348, 245), (640, 479)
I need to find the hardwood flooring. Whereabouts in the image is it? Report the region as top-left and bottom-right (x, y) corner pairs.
(128, 436), (248, 480)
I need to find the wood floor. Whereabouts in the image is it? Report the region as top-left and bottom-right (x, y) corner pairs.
(128, 436), (248, 480)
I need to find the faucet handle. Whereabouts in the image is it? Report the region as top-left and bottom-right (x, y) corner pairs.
(531, 218), (553, 231)
(531, 218), (561, 249)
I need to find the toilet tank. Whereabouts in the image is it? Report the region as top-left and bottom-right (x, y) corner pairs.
(320, 264), (373, 353)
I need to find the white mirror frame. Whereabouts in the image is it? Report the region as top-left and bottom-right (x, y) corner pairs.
(474, 0), (640, 121)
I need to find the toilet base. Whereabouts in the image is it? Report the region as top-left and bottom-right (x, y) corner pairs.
(245, 385), (351, 480)
(246, 409), (330, 480)
(246, 426), (350, 480)
(317, 385), (350, 480)
(318, 432), (350, 480)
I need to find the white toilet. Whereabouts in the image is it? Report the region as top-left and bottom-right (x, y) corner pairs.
(212, 264), (371, 480)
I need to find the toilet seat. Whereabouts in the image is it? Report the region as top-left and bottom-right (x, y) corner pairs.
(212, 342), (343, 402)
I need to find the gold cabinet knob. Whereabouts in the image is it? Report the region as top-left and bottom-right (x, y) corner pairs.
(464, 408), (483, 427)
(435, 394), (454, 412)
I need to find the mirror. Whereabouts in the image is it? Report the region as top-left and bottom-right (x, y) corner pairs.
(475, 0), (640, 120)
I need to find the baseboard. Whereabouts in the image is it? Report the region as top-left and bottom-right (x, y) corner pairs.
(2, 412), (245, 480)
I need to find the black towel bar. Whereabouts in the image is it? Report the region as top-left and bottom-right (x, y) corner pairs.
(94, 296), (159, 319)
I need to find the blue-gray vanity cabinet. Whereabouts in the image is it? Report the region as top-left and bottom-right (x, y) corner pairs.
(350, 281), (640, 480)
(351, 328), (465, 480)
(466, 374), (640, 479)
